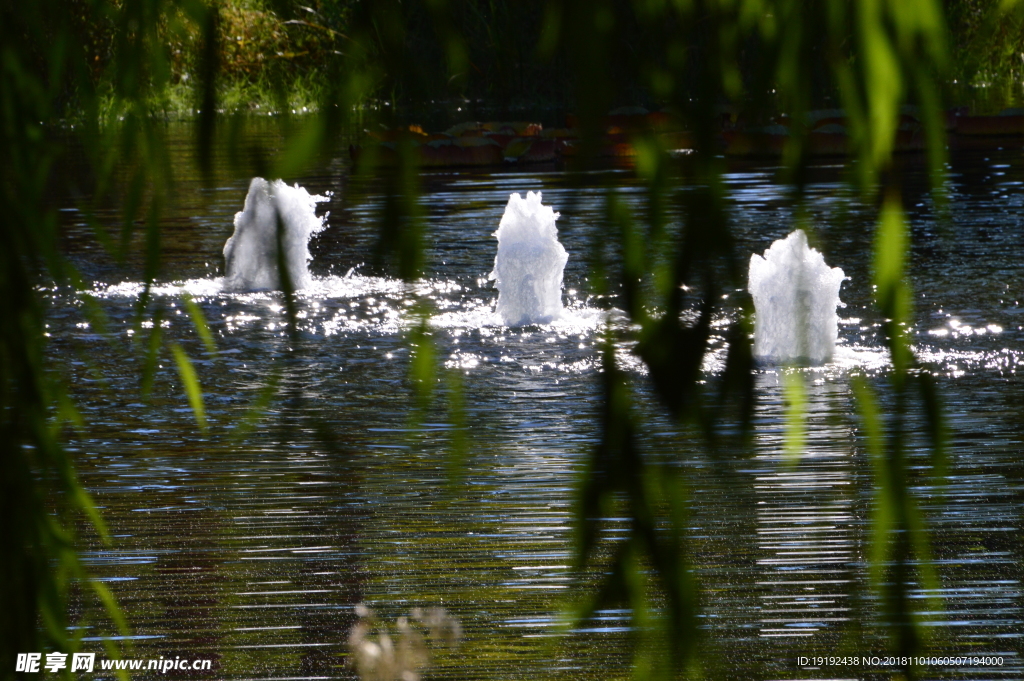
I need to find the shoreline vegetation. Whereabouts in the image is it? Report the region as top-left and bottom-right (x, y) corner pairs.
(67, 0), (1024, 123)
(75, 0), (571, 123)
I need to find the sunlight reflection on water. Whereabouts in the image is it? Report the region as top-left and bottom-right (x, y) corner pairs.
(52, 128), (1024, 678)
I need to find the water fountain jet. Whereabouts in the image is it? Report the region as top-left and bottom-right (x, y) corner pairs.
(748, 229), (846, 365)
(223, 178), (329, 291)
(489, 191), (568, 325)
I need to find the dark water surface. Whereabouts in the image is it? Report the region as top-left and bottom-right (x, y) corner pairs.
(52, 121), (1022, 679)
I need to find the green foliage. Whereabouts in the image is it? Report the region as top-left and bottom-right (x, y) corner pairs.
(948, 0), (1024, 103)
(0, 0), (129, 668)
(46, 0), (1020, 120)
(1, 0), (958, 679)
(576, 335), (701, 677)
(409, 314), (437, 410)
(848, 195), (947, 673)
(182, 293), (219, 356)
(532, 0), (949, 675)
(47, 0), (1024, 119)
(874, 196), (914, 374)
(0, 0), (220, 670)
(782, 370), (807, 466)
(171, 343), (209, 431)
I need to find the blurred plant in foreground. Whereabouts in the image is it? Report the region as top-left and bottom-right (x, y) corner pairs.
(348, 604), (461, 681)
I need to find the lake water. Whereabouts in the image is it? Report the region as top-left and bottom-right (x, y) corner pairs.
(52, 121), (1022, 679)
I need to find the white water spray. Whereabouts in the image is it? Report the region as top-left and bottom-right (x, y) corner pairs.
(489, 191), (568, 325)
(748, 229), (846, 364)
(223, 178), (329, 291)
